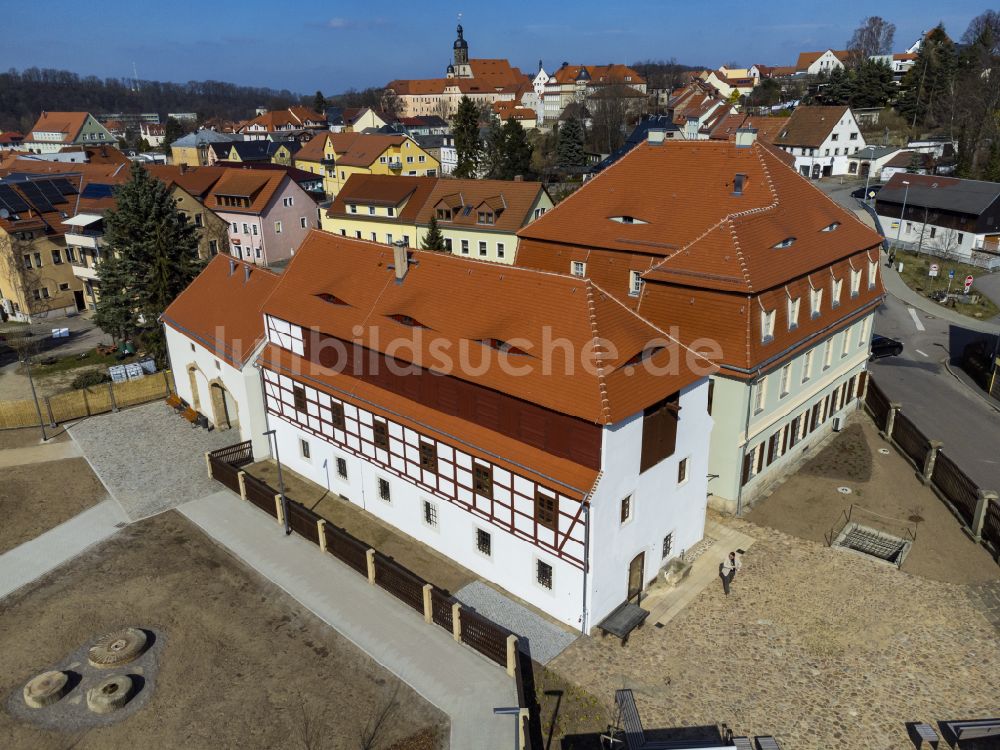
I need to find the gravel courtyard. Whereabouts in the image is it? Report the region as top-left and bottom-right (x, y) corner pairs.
(69, 402), (233, 521)
(0, 511), (447, 749)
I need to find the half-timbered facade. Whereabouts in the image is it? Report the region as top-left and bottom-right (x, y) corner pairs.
(256, 231), (715, 630)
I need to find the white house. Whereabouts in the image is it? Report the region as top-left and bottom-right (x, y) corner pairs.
(254, 231), (714, 632)
(161, 255), (278, 459)
(795, 49), (850, 75)
(773, 105), (867, 179)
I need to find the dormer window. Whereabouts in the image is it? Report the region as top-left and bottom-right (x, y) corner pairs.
(481, 338), (530, 356)
(349, 204), (358, 214)
(810, 288), (823, 318)
(436, 208), (452, 220)
(389, 313), (427, 328)
(773, 237), (796, 249)
(571, 261), (586, 277)
(315, 292), (348, 305)
(621, 346), (663, 368)
(821, 222), (840, 232)
(787, 297), (800, 330)
(477, 211), (495, 225)
(761, 308), (776, 342)
(733, 173), (747, 195)
(609, 215), (648, 224)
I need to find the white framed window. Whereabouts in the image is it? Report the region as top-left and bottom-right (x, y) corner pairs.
(300, 217), (308, 229)
(475, 528), (492, 557)
(787, 297), (800, 330)
(810, 288), (823, 318)
(336, 457), (348, 479)
(370, 232), (377, 242)
(629, 270), (642, 297)
(242, 223), (249, 234)
(536, 559), (553, 590)
(349, 204), (357, 214)
(754, 376), (767, 413)
(368, 206), (376, 215)
(251, 224), (258, 236)
(677, 457), (689, 485)
(377, 477), (391, 502)
(824, 339), (833, 369)
(571, 260), (586, 277)
(802, 350), (814, 382)
(858, 317), (871, 348)
(478, 241), (487, 256)
(274, 221), (282, 234)
(422, 499), (438, 528)
(761, 309), (776, 342)
(620, 494), (634, 525)
(387, 207), (395, 217)
(497, 242), (505, 258)
(282, 197), (294, 207)
(299, 438), (311, 460)
(832, 277), (843, 307)
(461, 239), (469, 255)
(867, 260), (877, 289)
(841, 328), (851, 357)
(386, 234), (393, 244)
(779, 364), (791, 396)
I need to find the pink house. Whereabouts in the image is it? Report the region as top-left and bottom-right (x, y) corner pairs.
(206, 168), (318, 265)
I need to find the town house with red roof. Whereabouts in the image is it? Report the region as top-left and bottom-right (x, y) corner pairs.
(516, 130), (885, 513)
(21, 112), (116, 155)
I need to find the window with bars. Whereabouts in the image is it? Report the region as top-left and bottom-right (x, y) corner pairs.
(373, 419), (389, 449)
(293, 385), (307, 412)
(473, 463), (493, 498)
(536, 560), (553, 589)
(330, 402), (345, 429)
(476, 528), (492, 556)
(377, 477), (391, 502)
(677, 458), (688, 485)
(419, 441), (437, 471)
(620, 495), (633, 524)
(423, 500), (438, 527)
(299, 439), (310, 460)
(662, 532), (674, 559)
(336, 457), (348, 479)
(536, 491), (557, 530)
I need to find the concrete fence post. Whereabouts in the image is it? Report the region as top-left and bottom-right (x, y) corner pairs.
(883, 402), (901, 441)
(317, 520), (327, 552)
(44, 397), (56, 427)
(422, 584), (433, 624)
(452, 603), (462, 642)
(970, 490), (997, 542)
(506, 635), (518, 678)
(858, 370), (870, 402)
(274, 494), (285, 526)
(519, 708), (530, 749)
(162, 370), (172, 396)
(108, 382), (118, 412)
(237, 471), (247, 500)
(921, 440), (943, 484)
(366, 549), (376, 584)
(205, 452), (213, 479)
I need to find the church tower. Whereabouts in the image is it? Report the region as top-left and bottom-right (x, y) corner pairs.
(451, 23), (472, 78)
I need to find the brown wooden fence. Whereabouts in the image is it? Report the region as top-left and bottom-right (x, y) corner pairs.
(932, 451), (979, 527)
(891, 412), (930, 469)
(243, 473), (278, 517)
(286, 500), (321, 544)
(865, 379), (891, 431)
(0, 370), (174, 429)
(430, 587), (454, 630)
(459, 607), (511, 667)
(373, 552), (426, 613)
(324, 523), (369, 575)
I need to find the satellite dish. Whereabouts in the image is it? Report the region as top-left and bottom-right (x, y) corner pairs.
(0, 209), (9, 219)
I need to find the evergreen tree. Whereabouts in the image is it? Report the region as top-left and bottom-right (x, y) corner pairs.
(501, 119), (533, 179)
(482, 116), (507, 179)
(95, 163), (203, 365)
(162, 116), (185, 156)
(556, 117), (586, 169)
(421, 215), (447, 251)
(313, 90), (327, 113)
(452, 96), (482, 178)
(984, 140), (1000, 182)
(897, 25), (957, 129)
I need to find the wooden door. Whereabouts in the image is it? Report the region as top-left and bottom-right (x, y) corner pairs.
(627, 552), (645, 603)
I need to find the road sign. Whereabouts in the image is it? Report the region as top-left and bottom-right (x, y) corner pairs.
(949, 269), (956, 279)
(965, 274), (974, 293)
(929, 263), (939, 277)
(868, 190), (876, 198)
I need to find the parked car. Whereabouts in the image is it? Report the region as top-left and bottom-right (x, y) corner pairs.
(870, 334), (904, 360)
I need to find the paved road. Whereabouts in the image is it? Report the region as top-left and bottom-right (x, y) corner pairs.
(814, 177), (1000, 491)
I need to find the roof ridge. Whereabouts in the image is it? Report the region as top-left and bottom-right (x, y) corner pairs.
(583, 282), (613, 424)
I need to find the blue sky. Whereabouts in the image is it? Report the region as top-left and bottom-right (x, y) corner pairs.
(2, 1), (988, 93)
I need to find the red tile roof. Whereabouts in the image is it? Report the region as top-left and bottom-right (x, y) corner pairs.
(795, 50), (850, 71)
(261, 231), (712, 426)
(205, 168), (288, 215)
(161, 254), (280, 367)
(773, 106), (852, 148)
(326, 175), (437, 221)
(26, 112), (90, 142)
(327, 132), (410, 167)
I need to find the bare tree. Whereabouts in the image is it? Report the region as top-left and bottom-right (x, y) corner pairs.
(962, 10), (1000, 53)
(0, 234), (56, 321)
(358, 683), (400, 750)
(847, 16), (896, 65)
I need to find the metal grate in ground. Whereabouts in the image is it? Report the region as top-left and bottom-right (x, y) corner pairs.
(833, 522), (911, 567)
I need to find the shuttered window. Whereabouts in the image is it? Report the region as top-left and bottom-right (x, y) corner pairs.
(640, 393), (680, 473)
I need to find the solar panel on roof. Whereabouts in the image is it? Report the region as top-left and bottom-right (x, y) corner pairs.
(37, 180), (67, 205)
(51, 178), (78, 196)
(17, 181), (54, 213)
(81, 183), (115, 199)
(0, 184), (29, 214)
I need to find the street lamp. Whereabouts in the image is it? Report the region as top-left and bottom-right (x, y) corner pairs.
(893, 180), (910, 259)
(263, 428), (291, 535)
(493, 706), (521, 750)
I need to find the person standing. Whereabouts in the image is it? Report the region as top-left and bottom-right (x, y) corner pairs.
(719, 551), (742, 596)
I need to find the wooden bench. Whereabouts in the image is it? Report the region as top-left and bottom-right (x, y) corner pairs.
(599, 602), (650, 645)
(943, 718), (1000, 744)
(732, 738), (753, 750)
(181, 407), (199, 425)
(911, 723), (938, 747)
(612, 690), (726, 750)
(165, 394), (182, 409)
(755, 737), (782, 750)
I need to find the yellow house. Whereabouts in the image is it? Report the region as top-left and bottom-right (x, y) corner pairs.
(320, 174), (553, 265)
(297, 132), (439, 198)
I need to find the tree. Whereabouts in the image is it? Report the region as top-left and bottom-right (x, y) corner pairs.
(501, 118), (533, 179)
(896, 25), (957, 130)
(847, 16), (896, 65)
(421, 215), (447, 251)
(748, 77), (782, 108)
(162, 116), (185, 157)
(95, 163), (203, 364)
(589, 84), (636, 154)
(313, 90), (327, 113)
(481, 116), (507, 179)
(452, 96), (482, 178)
(556, 117), (586, 169)
(962, 10), (1000, 54)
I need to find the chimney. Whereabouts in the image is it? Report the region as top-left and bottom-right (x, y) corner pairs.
(647, 129), (667, 145)
(179, 163), (187, 174)
(392, 243), (408, 282)
(244, 264), (252, 283)
(228, 259), (236, 275)
(735, 127), (758, 148)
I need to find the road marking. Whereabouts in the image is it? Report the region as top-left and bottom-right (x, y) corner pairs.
(915, 349), (928, 357)
(907, 307), (925, 331)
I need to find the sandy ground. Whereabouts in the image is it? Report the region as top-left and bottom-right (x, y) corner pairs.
(0, 458), (108, 556)
(0, 426), (71, 451)
(746, 415), (998, 585)
(0, 511), (447, 749)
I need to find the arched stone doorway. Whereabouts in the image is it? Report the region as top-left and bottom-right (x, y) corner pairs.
(187, 365), (202, 410)
(208, 380), (238, 431)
